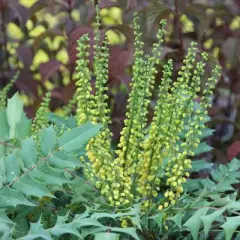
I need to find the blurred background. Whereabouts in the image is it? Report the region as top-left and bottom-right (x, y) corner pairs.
(0, 0), (240, 164)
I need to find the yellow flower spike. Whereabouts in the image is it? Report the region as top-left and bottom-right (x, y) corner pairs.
(31, 92), (51, 136)
(72, 6), (220, 209)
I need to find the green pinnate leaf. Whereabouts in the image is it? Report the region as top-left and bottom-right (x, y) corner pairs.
(0, 187), (35, 207)
(15, 112), (31, 140)
(6, 93), (24, 139)
(0, 209), (14, 225)
(30, 162), (70, 186)
(19, 218), (52, 240)
(107, 227), (140, 240)
(3, 153), (20, 182)
(221, 216), (240, 240)
(0, 110), (10, 158)
(194, 142), (212, 155)
(57, 122), (101, 152)
(226, 201), (240, 211)
(191, 159), (212, 172)
(183, 208), (209, 240)
(20, 138), (38, 169)
(227, 158), (240, 171)
(39, 125), (56, 156)
(0, 224), (12, 240)
(0, 158), (6, 188)
(215, 177), (238, 192)
(0, 109), (9, 142)
(200, 128), (215, 139)
(200, 207), (226, 237)
(211, 169), (224, 182)
(12, 174), (55, 198)
(210, 195), (232, 207)
(170, 212), (184, 230)
(70, 176), (97, 203)
(49, 222), (81, 238)
(49, 151), (81, 169)
(94, 233), (120, 240)
(183, 179), (201, 192)
(48, 112), (77, 129)
(149, 212), (164, 230)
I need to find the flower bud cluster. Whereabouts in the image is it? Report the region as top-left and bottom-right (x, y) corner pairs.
(31, 92), (51, 136)
(74, 7), (221, 211)
(159, 55), (221, 210)
(113, 16), (167, 204)
(62, 92), (77, 117)
(75, 7), (120, 203)
(136, 59), (173, 204)
(75, 35), (95, 124)
(0, 71), (19, 109)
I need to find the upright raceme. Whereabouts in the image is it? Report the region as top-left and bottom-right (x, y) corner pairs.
(74, 7), (221, 210)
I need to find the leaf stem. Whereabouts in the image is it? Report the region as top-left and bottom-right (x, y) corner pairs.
(0, 141), (18, 149)
(7, 150), (56, 188)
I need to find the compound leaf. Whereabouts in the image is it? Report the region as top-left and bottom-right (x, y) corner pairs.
(183, 208), (209, 240)
(58, 122), (101, 152)
(94, 233), (120, 240)
(12, 174), (54, 198)
(221, 216), (240, 240)
(0, 187), (35, 207)
(6, 93), (24, 139)
(20, 138), (38, 169)
(39, 126), (56, 156)
(200, 207), (226, 237)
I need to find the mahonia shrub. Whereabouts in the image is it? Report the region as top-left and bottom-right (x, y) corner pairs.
(1, 6), (240, 240)
(74, 7), (221, 210)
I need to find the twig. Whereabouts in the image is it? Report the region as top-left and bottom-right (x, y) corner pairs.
(0, 141), (17, 149)
(64, 168), (98, 192)
(7, 151), (56, 188)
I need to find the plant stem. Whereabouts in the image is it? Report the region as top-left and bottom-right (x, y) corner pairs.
(0, 141), (18, 149)
(7, 150), (56, 188)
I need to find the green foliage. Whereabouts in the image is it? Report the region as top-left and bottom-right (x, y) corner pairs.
(0, 94), (104, 239)
(157, 158), (240, 240)
(184, 158), (240, 193)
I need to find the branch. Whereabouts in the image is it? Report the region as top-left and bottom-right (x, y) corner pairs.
(7, 150), (56, 188)
(0, 141), (18, 149)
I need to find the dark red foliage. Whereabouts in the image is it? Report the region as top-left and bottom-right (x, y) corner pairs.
(227, 141), (240, 160)
(40, 60), (62, 83)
